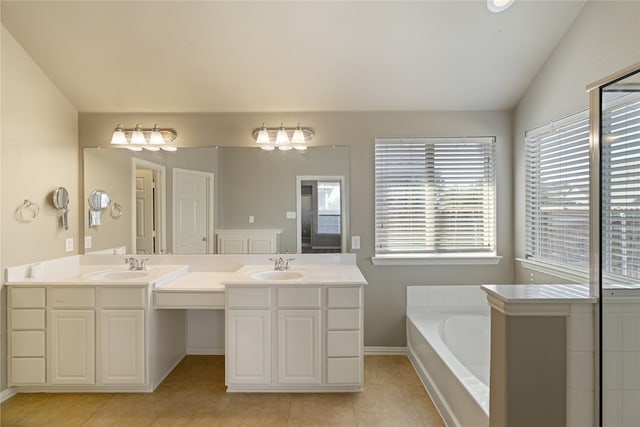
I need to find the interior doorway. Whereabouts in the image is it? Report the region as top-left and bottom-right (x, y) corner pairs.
(172, 168), (214, 254)
(296, 176), (346, 253)
(132, 159), (166, 254)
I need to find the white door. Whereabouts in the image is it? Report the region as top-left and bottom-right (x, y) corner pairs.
(277, 310), (321, 384)
(226, 310), (271, 385)
(99, 310), (145, 384)
(136, 168), (155, 254)
(50, 310), (95, 384)
(173, 169), (212, 254)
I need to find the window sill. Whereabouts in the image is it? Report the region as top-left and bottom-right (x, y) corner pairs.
(371, 255), (502, 266)
(516, 258), (588, 283)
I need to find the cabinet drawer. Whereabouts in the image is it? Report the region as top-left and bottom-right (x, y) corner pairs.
(327, 357), (361, 384)
(49, 288), (95, 308)
(11, 358), (45, 384)
(11, 331), (45, 357)
(10, 288), (45, 308)
(327, 330), (361, 357)
(327, 309), (361, 330)
(278, 287), (321, 308)
(101, 287), (146, 308)
(327, 288), (361, 308)
(11, 309), (45, 330)
(227, 288), (271, 308)
(155, 291), (224, 308)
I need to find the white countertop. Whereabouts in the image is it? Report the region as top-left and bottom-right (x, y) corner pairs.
(481, 284), (596, 304)
(154, 272), (232, 291)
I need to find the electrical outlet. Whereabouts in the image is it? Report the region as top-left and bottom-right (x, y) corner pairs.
(351, 236), (361, 250)
(65, 237), (74, 252)
(249, 215), (255, 224)
(84, 236), (92, 249)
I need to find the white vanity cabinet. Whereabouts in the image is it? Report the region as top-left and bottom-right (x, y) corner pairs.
(7, 284), (149, 389)
(225, 284), (363, 392)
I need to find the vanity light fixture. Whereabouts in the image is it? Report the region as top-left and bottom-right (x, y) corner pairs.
(109, 123), (178, 151)
(251, 123), (313, 151)
(487, 0), (515, 13)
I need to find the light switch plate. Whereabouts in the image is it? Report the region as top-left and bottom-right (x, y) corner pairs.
(286, 211), (296, 219)
(65, 237), (74, 252)
(84, 236), (92, 249)
(249, 215), (255, 224)
(352, 236), (361, 250)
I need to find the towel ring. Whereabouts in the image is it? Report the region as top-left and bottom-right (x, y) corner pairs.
(16, 199), (39, 222)
(110, 202), (123, 219)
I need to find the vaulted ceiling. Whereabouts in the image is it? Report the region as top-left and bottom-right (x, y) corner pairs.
(1, 1), (586, 113)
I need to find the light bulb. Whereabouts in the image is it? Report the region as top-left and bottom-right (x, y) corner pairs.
(110, 125), (127, 145)
(276, 124), (289, 145)
(293, 145), (307, 151)
(291, 124), (306, 144)
(160, 146), (177, 152)
(131, 124), (146, 145)
(256, 124), (271, 144)
(149, 124), (165, 145)
(260, 145), (275, 151)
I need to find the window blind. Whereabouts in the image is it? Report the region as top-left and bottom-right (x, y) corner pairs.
(601, 94), (640, 280)
(375, 137), (496, 255)
(525, 113), (590, 268)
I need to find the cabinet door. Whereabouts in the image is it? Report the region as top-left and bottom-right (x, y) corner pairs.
(50, 310), (95, 384)
(217, 235), (247, 254)
(248, 235), (277, 254)
(227, 310), (271, 384)
(99, 310), (145, 384)
(277, 310), (321, 384)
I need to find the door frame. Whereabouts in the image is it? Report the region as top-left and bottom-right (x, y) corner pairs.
(171, 167), (215, 254)
(295, 175), (347, 254)
(131, 158), (167, 254)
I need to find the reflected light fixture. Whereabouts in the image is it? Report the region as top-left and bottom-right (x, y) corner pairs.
(251, 123), (313, 151)
(109, 123), (178, 151)
(487, 0), (515, 13)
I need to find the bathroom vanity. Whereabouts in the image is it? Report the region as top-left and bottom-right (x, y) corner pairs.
(5, 254), (366, 394)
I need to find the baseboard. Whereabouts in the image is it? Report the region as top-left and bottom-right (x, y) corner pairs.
(186, 346), (225, 355)
(1, 387), (17, 402)
(363, 346), (408, 355)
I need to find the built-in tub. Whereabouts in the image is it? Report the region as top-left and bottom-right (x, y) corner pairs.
(406, 285), (490, 427)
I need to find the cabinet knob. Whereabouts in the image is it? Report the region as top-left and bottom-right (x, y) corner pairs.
(201, 237), (208, 241)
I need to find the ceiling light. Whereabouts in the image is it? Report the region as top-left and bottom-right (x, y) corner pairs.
(487, 0), (515, 13)
(276, 124), (290, 145)
(109, 123), (178, 150)
(251, 123), (314, 151)
(130, 124), (146, 145)
(110, 125), (127, 145)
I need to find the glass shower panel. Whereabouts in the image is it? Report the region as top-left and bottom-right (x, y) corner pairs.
(600, 69), (640, 427)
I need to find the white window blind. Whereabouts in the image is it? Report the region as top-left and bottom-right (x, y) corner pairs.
(375, 137), (496, 255)
(602, 94), (640, 280)
(525, 113), (590, 268)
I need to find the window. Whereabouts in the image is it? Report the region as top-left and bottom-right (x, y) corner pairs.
(525, 112), (590, 269)
(374, 137), (496, 258)
(317, 181), (341, 235)
(602, 93), (640, 281)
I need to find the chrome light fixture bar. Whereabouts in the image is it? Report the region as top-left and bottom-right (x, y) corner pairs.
(110, 124), (178, 151)
(251, 123), (314, 151)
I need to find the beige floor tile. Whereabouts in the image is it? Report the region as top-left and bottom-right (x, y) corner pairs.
(0, 355), (444, 427)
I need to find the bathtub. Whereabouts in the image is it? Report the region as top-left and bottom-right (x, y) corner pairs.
(406, 285), (490, 427)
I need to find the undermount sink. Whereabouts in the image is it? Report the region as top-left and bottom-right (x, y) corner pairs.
(82, 270), (150, 281)
(248, 269), (307, 280)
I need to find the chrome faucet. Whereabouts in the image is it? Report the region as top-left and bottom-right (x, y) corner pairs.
(124, 257), (148, 271)
(269, 256), (294, 271)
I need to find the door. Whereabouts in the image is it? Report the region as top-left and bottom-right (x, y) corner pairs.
(50, 310), (95, 384)
(99, 310), (145, 384)
(277, 310), (321, 384)
(135, 168), (155, 254)
(173, 168), (213, 254)
(297, 178), (344, 253)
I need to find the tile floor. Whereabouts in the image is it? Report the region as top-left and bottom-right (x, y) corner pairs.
(1, 355), (444, 426)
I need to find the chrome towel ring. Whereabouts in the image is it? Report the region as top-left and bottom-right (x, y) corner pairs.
(16, 199), (39, 222)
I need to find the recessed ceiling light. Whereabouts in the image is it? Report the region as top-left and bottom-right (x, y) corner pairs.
(487, 0), (515, 13)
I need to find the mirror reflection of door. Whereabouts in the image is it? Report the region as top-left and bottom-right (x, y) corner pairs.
(135, 165), (163, 254)
(298, 178), (343, 253)
(172, 168), (214, 254)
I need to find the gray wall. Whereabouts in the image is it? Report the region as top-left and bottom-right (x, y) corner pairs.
(513, 0), (640, 283)
(79, 110), (515, 347)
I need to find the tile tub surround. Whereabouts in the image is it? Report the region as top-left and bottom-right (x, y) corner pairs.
(482, 284), (596, 427)
(0, 355), (445, 427)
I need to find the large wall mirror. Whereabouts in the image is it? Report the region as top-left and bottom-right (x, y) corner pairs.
(83, 146), (349, 254)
